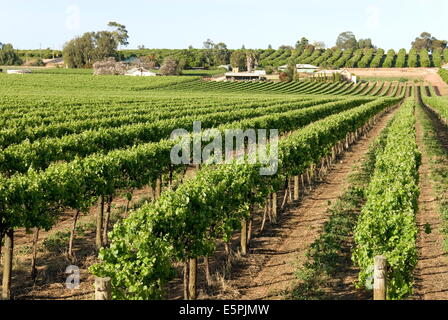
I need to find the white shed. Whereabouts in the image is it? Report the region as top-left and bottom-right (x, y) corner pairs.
(7, 69), (32, 74)
(125, 67), (156, 77)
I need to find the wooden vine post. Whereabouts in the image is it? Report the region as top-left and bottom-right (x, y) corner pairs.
(183, 262), (189, 300)
(68, 211), (80, 261)
(31, 228), (40, 280)
(240, 218), (248, 256)
(204, 257), (212, 287)
(96, 196), (104, 250)
(294, 176), (299, 201)
(155, 177), (162, 199)
(189, 258), (197, 300)
(95, 277), (112, 300)
(2, 229), (14, 300)
(271, 193), (277, 223)
(102, 195), (113, 246)
(373, 255), (387, 300)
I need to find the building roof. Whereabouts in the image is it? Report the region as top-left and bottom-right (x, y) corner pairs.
(125, 67), (156, 76)
(296, 64), (319, 69)
(279, 64), (319, 70)
(43, 58), (64, 65)
(225, 71), (266, 77)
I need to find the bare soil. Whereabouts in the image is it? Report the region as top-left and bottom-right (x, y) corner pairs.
(215, 107), (400, 300)
(413, 106), (448, 299)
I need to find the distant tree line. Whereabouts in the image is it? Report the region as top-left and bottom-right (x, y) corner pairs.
(3, 30), (448, 70)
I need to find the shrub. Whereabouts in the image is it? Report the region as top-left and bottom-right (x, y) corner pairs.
(382, 49), (396, 68)
(370, 48), (385, 68)
(420, 49), (431, 67)
(396, 49), (407, 68)
(358, 48), (375, 68)
(408, 49), (418, 67)
(93, 57), (127, 75)
(432, 48), (443, 67)
(159, 56), (183, 76)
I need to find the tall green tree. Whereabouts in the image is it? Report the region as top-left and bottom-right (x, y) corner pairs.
(63, 23), (124, 68)
(213, 42), (230, 66)
(230, 50), (246, 71)
(202, 39), (215, 67)
(295, 37), (309, 54)
(0, 43), (23, 66)
(108, 21), (129, 47)
(358, 38), (374, 49)
(336, 31), (358, 50)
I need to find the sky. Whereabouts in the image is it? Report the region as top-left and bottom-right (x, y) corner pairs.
(0, 0), (447, 51)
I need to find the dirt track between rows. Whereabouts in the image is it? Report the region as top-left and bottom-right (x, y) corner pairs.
(413, 106), (448, 300)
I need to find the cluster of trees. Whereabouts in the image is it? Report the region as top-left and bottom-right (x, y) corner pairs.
(63, 22), (129, 68)
(119, 40), (231, 70)
(0, 43), (22, 66)
(336, 32), (374, 50)
(230, 49), (259, 72)
(412, 32), (447, 52)
(201, 39), (230, 67)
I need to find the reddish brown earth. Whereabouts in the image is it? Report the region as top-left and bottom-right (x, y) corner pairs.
(413, 107), (448, 300)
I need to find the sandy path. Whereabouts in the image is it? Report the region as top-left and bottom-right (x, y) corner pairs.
(413, 107), (448, 299)
(226, 106), (399, 300)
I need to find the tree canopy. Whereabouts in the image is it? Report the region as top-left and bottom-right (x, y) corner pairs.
(108, 21), (129, 47)
(412, 32), (447, 52)
(0, 43), (22, 66)
(336, 31), (358, 50)
(63, 22), (128, 68)
(295, 37), (309, 53)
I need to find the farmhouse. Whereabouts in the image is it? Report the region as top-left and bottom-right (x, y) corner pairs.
(225, 70), (267, 81)
(125, 67), (156, 77)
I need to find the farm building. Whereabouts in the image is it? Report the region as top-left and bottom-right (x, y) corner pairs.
(315, 68), (356, 83)
(225, 70), (267, 81)
(278, 64), (319, 73)
(7, 69), (32, 74)
(125, 67), (156, 77)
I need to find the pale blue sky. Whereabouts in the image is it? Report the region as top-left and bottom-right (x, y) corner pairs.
(0, 0), (446, 50)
